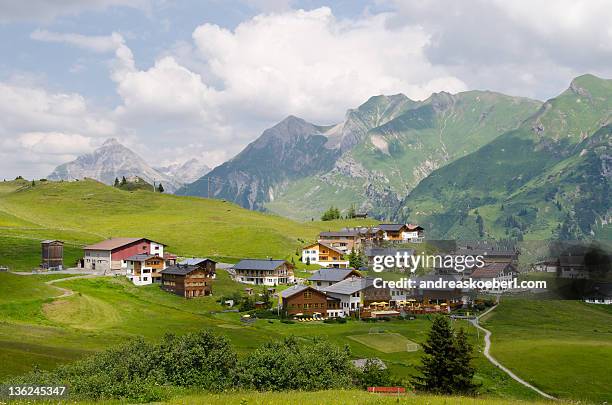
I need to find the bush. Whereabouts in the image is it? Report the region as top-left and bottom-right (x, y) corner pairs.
(238, 337), (354, 391)
(336, 317), (347, 324)
(354, 359), (402, 389)
(280, 319), (295, 324)
(6, 331), (237, 401)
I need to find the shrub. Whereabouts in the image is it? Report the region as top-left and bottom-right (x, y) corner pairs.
(238, 337), (353, 391)
(354, 359), (402, 389)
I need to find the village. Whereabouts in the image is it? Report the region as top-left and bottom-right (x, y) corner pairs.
(34, 222), (563, 322)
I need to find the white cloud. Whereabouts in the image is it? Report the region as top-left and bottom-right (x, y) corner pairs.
(386, 0), (612, 97)
(190, 7), (466, 123)
(0, 81), (115, 178)
(6, 3), (612, 180)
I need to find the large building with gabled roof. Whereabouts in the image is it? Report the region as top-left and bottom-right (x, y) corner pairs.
(308, 267), (362, 289)
(80, 237), (165, 272)
(232, 259), (295, 286)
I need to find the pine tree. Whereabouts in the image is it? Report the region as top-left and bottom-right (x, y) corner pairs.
(451, 328), (478, 394)
(157, 183), (164, 193)
(413, 316), (457, 394)
(121, 176), (127, 186)
(414, 317), (478, 395)
(114, 177), (120, 187)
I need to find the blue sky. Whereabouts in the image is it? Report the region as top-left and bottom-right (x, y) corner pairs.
(1, 0), (611, 179)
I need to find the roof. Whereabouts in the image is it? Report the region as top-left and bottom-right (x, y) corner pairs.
(303, 242), (344, 255)
(125, 254), (158, 262)
(280, 284), (309, 298)
(378, 223), (406, 232)
(323, 276), (374, 295)
(309, 268), (360, 282)
(319, 229), (360, 238)
(233, 259), (288, 271)
(471, 262), (514, 278)
(179, 257), (217, 266)
(351, 358), (386, 370)
(83, 237), (156, 251)
(161, 264), (201, 276)
(365, 247), (415, 257)
(41, 239), (63, 244)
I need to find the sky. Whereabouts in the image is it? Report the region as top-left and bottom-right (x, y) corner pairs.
(1, 0), (611, 179)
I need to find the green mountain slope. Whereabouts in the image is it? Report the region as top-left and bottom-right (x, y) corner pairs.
(396, 74), (612, 239)
(0, 179), (376, 264)
(266, 91), (541, 219)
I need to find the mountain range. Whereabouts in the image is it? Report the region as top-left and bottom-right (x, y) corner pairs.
(178, 74), (611, 240)
(47, 139), (210, 193)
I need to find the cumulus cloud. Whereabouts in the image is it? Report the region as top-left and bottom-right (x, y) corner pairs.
(386, 0), (612, 97)
(0, 81), (114, 179)
(6, 2), (612, 179)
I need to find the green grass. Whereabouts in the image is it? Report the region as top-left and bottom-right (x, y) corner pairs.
(348, 332), (417, 353)
(0, 235), (83, 271)
(482, 298), (612, 403)
(0, 274), (537, 401)
(0, 179), (376, 268)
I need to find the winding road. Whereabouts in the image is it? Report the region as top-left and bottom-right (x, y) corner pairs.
(470, 305), (557, 401)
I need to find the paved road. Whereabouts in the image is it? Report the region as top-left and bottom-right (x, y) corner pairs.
(470, 306), (556, 400)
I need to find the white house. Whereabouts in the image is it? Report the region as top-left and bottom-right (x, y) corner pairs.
(301, 242), (349, 268)
(322, 276), (375, 317)
(125, 254), (165, 285)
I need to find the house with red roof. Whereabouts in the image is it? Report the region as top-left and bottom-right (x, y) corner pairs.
(80, 237), (165, 272)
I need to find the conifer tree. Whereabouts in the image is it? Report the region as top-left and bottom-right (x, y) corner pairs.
(450, 328), (478, 394)
(157, 183), (164, 193)
(413, 316), (457, 394)
(114, 177), (120, 187)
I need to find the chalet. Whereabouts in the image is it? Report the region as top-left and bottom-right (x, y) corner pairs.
(558, 253), (588, 279)
(179, 258), (217, 278)
(302, 242), (349, 268)
(318, 229), (362, 253)
(281, 285), (341, 318)
(379, 224), (424, 243)
(322, 276), (389, 317)
(470, 262), (517, 292)
(41, 240), (64, 270)
(160, 259), (216, 298)
(81, 237), (165, 272)
(233, 259), (295, 286)
(308, 268), (362, 289)
(125, 254), (165, 285)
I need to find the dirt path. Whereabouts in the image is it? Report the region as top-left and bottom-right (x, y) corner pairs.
(470, 306), (556, 400)
(45, 274), (106, 299)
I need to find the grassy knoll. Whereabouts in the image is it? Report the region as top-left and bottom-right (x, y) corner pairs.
(0, 234), (83, 271)
(482, 298), (612, 403)
(0, 179), (376, 267)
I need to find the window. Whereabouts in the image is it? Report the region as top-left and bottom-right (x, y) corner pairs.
(304, 291), (312, 299)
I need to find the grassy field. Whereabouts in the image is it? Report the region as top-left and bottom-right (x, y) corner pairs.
(347, 332), (417, 353)
(0, 273), (539, 401)
(0, 179), (376, 268)
(0, 179), (609, 404)
(482, 298), (612, 403)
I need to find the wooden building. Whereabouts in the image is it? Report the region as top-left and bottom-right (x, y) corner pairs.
(41, 240), (64, 269)
(281, 285), (339, 317)
(125, 254), (165, 285)
(301, 242), (349, 268)
(160, 259), (216, 298)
